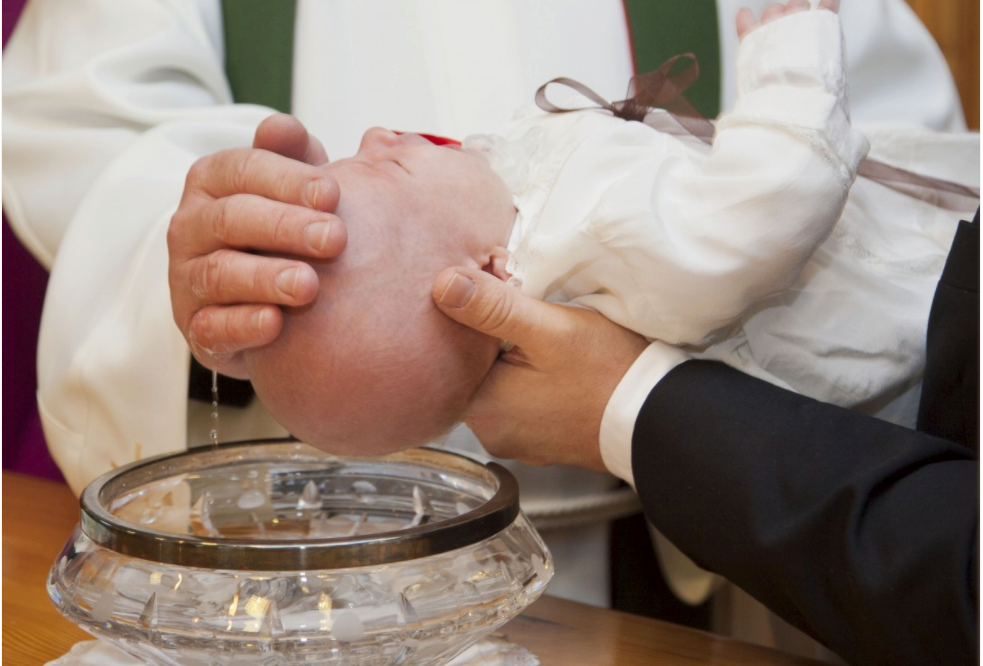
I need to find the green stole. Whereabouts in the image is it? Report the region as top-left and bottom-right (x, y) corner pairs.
(221, 0), (297, 113)
(219, 0), (722, 117)
(622, 0), (720, 119)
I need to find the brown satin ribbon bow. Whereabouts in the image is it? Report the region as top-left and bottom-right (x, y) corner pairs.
(535, 56), (980, 211)
(536, 53), (715, 145)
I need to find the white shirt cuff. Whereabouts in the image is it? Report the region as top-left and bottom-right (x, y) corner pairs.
(598, 341), (690, 487)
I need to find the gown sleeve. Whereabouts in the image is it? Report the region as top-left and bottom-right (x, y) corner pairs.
(608, 10), (870, 345)
(509, 12), (870, 348)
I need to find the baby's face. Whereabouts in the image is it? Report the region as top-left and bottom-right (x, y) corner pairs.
(323, 127), (515, 255)
(246, 128), (515, 456)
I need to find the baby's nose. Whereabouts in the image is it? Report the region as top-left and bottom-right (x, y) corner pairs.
(358, 127), (400, 153)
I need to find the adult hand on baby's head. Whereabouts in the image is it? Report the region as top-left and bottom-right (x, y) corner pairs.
(736, 0), (839, 42)
(168, 114), (346, 379)
(432, 267), (648, 472)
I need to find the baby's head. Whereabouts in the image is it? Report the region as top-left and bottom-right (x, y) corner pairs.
(245, 128), (516, 455)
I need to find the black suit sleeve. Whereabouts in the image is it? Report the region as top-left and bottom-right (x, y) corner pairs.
(918, 216), (979, 448)
(632, 360), (979, 666)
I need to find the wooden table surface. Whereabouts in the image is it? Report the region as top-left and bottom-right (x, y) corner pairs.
(3, 471), (825, 666)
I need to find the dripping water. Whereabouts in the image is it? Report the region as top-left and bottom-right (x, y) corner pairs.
(210, 370), (220, 446)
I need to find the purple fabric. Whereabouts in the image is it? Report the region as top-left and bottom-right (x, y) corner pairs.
(2, 220), (61, 480)
(3, 0), (27, 46)
(3, 0), (65, 482)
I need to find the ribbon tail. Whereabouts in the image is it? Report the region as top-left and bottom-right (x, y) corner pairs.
(639, 111), (714, 144)
(858, 159), (981, 211)
(662, 100), (715, 144)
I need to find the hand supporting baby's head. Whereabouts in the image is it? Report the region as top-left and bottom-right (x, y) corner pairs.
(245, 128), (516, 454)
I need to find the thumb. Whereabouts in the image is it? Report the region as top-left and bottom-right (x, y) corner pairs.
(432, 266), (564, 351)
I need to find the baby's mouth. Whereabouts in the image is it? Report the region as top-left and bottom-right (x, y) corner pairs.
(393, 130), (462, 147)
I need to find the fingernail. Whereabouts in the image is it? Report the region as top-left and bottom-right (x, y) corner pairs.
(276, 267), (299, 297)
(303, 179), (329, 209)
(304, 220), (333, 252)
(250, 309), (266, 334)
(438, 273), (475, 308)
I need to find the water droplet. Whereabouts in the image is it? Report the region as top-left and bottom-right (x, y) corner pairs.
(210, 370), (220, 446)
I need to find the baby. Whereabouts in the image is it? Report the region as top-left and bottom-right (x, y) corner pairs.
(245, 128), (516, 454)
(244, 6), (979, 454)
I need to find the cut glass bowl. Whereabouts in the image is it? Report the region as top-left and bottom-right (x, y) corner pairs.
(47, 441), (552, 666)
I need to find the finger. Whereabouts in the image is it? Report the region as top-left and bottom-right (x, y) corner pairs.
(786, 0), (811, 13)
(187, 148), (340, 212)
(192, 351), (250, 381)
(187, 304), (284, 379)
(432, 266), (574, 353)
(181, 194), (347, 258)
(254, 113), (330, 166)
(182, 249), (320, 309)
(818, 0), (839, 12)
(760, 3), (787, 25)
(735, 7), (759, 40)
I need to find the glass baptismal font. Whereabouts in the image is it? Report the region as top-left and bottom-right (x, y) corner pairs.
(48, 441), (553, 666)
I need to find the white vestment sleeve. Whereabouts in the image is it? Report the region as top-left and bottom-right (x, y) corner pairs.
(3, 0), (275, 493)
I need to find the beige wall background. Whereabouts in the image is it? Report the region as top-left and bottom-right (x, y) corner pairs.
(906, 0), (980, 129)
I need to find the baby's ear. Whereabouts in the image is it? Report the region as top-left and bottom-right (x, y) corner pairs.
(481, 246), (512, 282)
